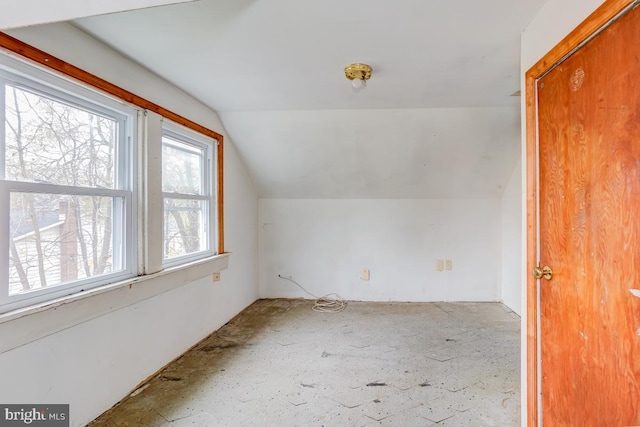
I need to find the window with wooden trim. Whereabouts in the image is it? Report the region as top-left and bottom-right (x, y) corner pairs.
(0, 55), (137, 312)
(0, 32), (224, 315)
(162, 122), (217, 265)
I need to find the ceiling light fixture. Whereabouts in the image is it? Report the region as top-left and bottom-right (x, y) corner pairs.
(344, 63), (372, 91)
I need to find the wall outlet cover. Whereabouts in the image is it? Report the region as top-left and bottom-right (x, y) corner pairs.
(444, 259), (452, 270)
(435, 259), (445, 271)
(360, 269), (370, 281)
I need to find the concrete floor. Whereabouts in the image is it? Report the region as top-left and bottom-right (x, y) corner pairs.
(91, 299), (520, 426)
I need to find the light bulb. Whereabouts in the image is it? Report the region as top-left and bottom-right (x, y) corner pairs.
(351, 77), (366, 90)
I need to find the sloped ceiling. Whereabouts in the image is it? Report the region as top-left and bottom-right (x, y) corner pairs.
(221, 108), (519, 198)
(0, 0), (197, 30)
(70, 0), (544, 198)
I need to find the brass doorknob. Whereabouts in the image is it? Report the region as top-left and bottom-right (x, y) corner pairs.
(533, 265), (553, 280)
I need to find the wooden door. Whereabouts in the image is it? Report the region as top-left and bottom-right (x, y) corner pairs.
(536, 3), (640, 425)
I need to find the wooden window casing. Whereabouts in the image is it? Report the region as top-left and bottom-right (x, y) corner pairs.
(0, 31), (224, 255)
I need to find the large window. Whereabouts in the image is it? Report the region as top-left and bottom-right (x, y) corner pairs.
(0, 38), (224, 316)
(162, 123), (217, 265)
(0, 62), (136, 312)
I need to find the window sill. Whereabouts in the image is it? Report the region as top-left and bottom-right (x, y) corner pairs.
(0, 253), (229, 354)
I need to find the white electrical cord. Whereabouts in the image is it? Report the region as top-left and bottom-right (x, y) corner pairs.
(277, 275), (347, 313)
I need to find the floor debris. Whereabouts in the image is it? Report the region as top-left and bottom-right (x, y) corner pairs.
(89, 299), (521, 426)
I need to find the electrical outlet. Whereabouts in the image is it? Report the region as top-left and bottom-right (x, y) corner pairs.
(212, 272), (221, 281)
(360, 268), (370, 281)
(435, 259), (445, 271)
(444, 259), (452, 271)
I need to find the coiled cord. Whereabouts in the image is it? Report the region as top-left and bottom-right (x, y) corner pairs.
(277, 275), (347, 313)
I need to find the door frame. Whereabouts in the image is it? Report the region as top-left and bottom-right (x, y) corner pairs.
(525, 0), (636, 425)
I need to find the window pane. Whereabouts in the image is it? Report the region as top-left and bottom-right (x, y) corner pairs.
(9, 192), (123, 295)
(4, 85), (117, 188)
(163, 198), (206, 259)
(162, 137), (203, 195)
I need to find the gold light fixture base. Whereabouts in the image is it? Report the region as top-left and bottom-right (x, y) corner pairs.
(344, 63), (372, 81)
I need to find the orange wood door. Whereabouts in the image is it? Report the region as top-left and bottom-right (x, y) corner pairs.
(537, 4), (640, 425)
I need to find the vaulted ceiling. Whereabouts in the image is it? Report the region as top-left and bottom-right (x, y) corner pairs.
(0, 0), (197, 30)
(69, 0), (545, 198)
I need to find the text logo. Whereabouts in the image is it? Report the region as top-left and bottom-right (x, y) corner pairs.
(0, 405), (68, 426)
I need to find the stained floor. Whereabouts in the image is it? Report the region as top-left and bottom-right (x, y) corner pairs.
(90, 299), (520, 426)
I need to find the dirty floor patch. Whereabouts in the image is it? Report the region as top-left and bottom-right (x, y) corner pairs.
(90, 299), (520, 426)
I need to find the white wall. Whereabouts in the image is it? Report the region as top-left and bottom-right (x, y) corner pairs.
(260, 199), (501, 302)
(501, 159), (522, 315)
(520, 0), (606, 423)
(0, 23), (259, 427)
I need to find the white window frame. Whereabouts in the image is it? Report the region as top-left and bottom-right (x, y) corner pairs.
(161, 121), (217, 267)
(0, 53), (138, 314)
(0, 43), (225, 323)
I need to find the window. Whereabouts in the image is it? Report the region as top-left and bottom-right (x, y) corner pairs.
(0, 57), (136, 312)
(0, 38), (224, 316)
(162, 123), (217, 265)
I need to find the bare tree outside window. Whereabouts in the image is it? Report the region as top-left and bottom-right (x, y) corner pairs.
(4, 85), (122, 294)
(162, 135), (211, 260)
